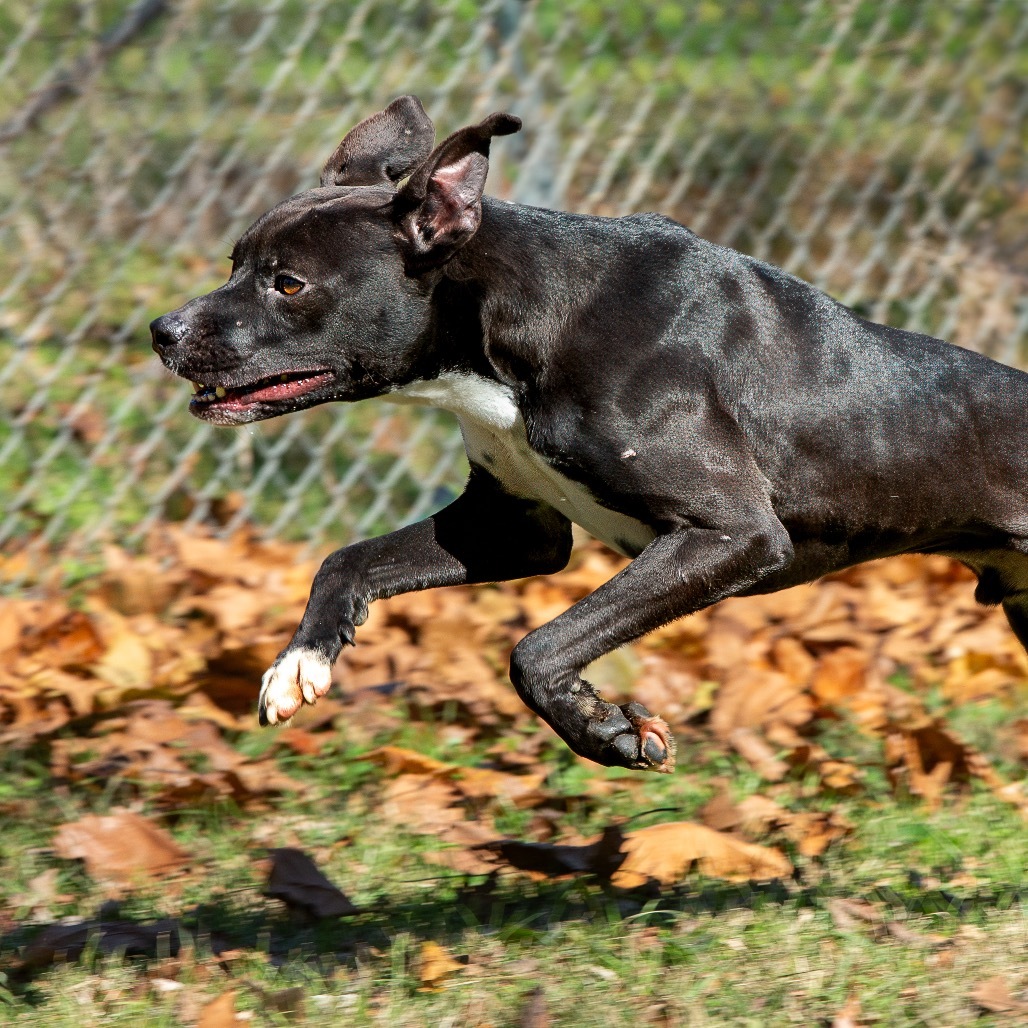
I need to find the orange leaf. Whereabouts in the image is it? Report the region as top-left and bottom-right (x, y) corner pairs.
(363, 745), (451, 776)
(417, 941), (465, 990)
(53, 811), (190, 888)
(612, 821), (793, 887)
(198, 990), (240, 1028)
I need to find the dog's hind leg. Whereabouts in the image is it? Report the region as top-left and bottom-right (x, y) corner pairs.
(509, 518), (794, 773)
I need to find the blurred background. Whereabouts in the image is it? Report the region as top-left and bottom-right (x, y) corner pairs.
(1, 0), (1026, 567)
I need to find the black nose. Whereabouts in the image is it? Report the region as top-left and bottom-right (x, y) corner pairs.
(150, 314), (188, 354)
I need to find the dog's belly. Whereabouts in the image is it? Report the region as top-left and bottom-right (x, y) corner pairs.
(387, 373), (656, 558)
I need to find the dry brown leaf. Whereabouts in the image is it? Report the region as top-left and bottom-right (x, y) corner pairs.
(380, 775), (468, 834)
(364, 745), (451, 776)
(99, 546), (185, 616)
(1013, 718), (1028, 762)
(830, 993), (863, 1028)
(968, 975), (1028, 1016)
(417, 940), (465, 991)
(265, 847), (358, 918)
(699, 789), (747, 833)
(885, 720), (1027, 815)
(424, 822), (505, 876)
(198, 990), (240, 1028)
(826, 897), (884, 930)
(710, 667), (813, 741)
(883, 921), (949, 948)
(246, 983), (306, 1022)
(366, 745), (548, 812)
(727, 726), (788, 781)
(811, 647), (868, 704)
(276, 726), (325, 756)
(612, 821), (793, 887)
(700, 791), (850, 857)
(452, 766), (548, 808)
(53, 811), (190, 888)
(770, 635), (816, 685)
(11, 868), (68, 917)
(177, 690), (245, 731)
(786, 810), (853, 858)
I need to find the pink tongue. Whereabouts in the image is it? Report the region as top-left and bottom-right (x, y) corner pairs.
(227, 373), (332, 404)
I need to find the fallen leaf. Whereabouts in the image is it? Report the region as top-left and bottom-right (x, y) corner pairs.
(968, 975), (1028, 1016)
(611, 821), (793, 887)
(198, 990), (240, 1027)
(380, 774), (468, 834)
(11, 868), (69, 918)
(727, 726), (788, 781)
(710, 667), (814, 741)
(276, 726), (325, 756)
(885, 720), (1027, 815)
(883, 921), (949, 948)
(830, 993), (863, 1028)
(265, 848), (358, 918)
(363, 745), (451, 776)
(53, 812), (190, 888)
(827, 897), (884, 930)
(811, 647), (868, 704)
(247, 983), (306, 1022)
(417, 941), (465, 990)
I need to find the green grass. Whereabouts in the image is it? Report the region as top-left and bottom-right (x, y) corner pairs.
(0, 711), (1024, 1026)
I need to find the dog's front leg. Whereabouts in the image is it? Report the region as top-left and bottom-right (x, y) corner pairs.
(510, 522), (793, 772)
(259, 468), (572, 724)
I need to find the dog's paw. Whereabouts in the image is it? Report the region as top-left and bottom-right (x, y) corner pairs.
(563, 693), (678, 773)
(618, 701), (677, 773)
(258, 647), (333, 726)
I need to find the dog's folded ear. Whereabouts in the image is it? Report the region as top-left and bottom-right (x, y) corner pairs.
(320, 95), (436, 188)
(393, 111), (521, 269)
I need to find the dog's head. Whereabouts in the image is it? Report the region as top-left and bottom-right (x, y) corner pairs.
(151, 96), (520, 424)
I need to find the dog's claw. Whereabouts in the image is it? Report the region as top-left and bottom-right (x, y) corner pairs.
(258, 647), (333, 725)
(642, 732), (667, 765)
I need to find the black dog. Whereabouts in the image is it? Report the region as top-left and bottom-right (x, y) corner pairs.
(152, 96), (1028, 773)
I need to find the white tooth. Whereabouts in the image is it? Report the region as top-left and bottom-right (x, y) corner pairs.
(215, 386), (226, 398)
(191, 381), (201, 390)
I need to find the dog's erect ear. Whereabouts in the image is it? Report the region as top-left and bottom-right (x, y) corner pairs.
(393, 111), (521, 267)
(320, 95), (435, 188)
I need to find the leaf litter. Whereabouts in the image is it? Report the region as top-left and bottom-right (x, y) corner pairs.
(0, 528), (1026, 1010)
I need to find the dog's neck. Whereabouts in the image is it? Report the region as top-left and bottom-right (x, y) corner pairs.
(441, 198), (603, 387)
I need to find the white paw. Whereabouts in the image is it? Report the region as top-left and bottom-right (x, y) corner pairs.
(258, 647), (333, 725)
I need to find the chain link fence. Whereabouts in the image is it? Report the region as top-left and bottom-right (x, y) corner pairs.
(1, 0), (1026, 567)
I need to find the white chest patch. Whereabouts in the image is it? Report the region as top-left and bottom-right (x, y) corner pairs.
(386, 373), (656, 557)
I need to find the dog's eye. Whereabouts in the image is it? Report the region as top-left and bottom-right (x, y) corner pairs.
(274, 274), (305, 296)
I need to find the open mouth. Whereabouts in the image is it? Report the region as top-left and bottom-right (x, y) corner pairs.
(189, 369), (335, 420)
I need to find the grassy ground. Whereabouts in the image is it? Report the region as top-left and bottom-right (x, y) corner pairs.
(0, 704), (1024, 1025)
